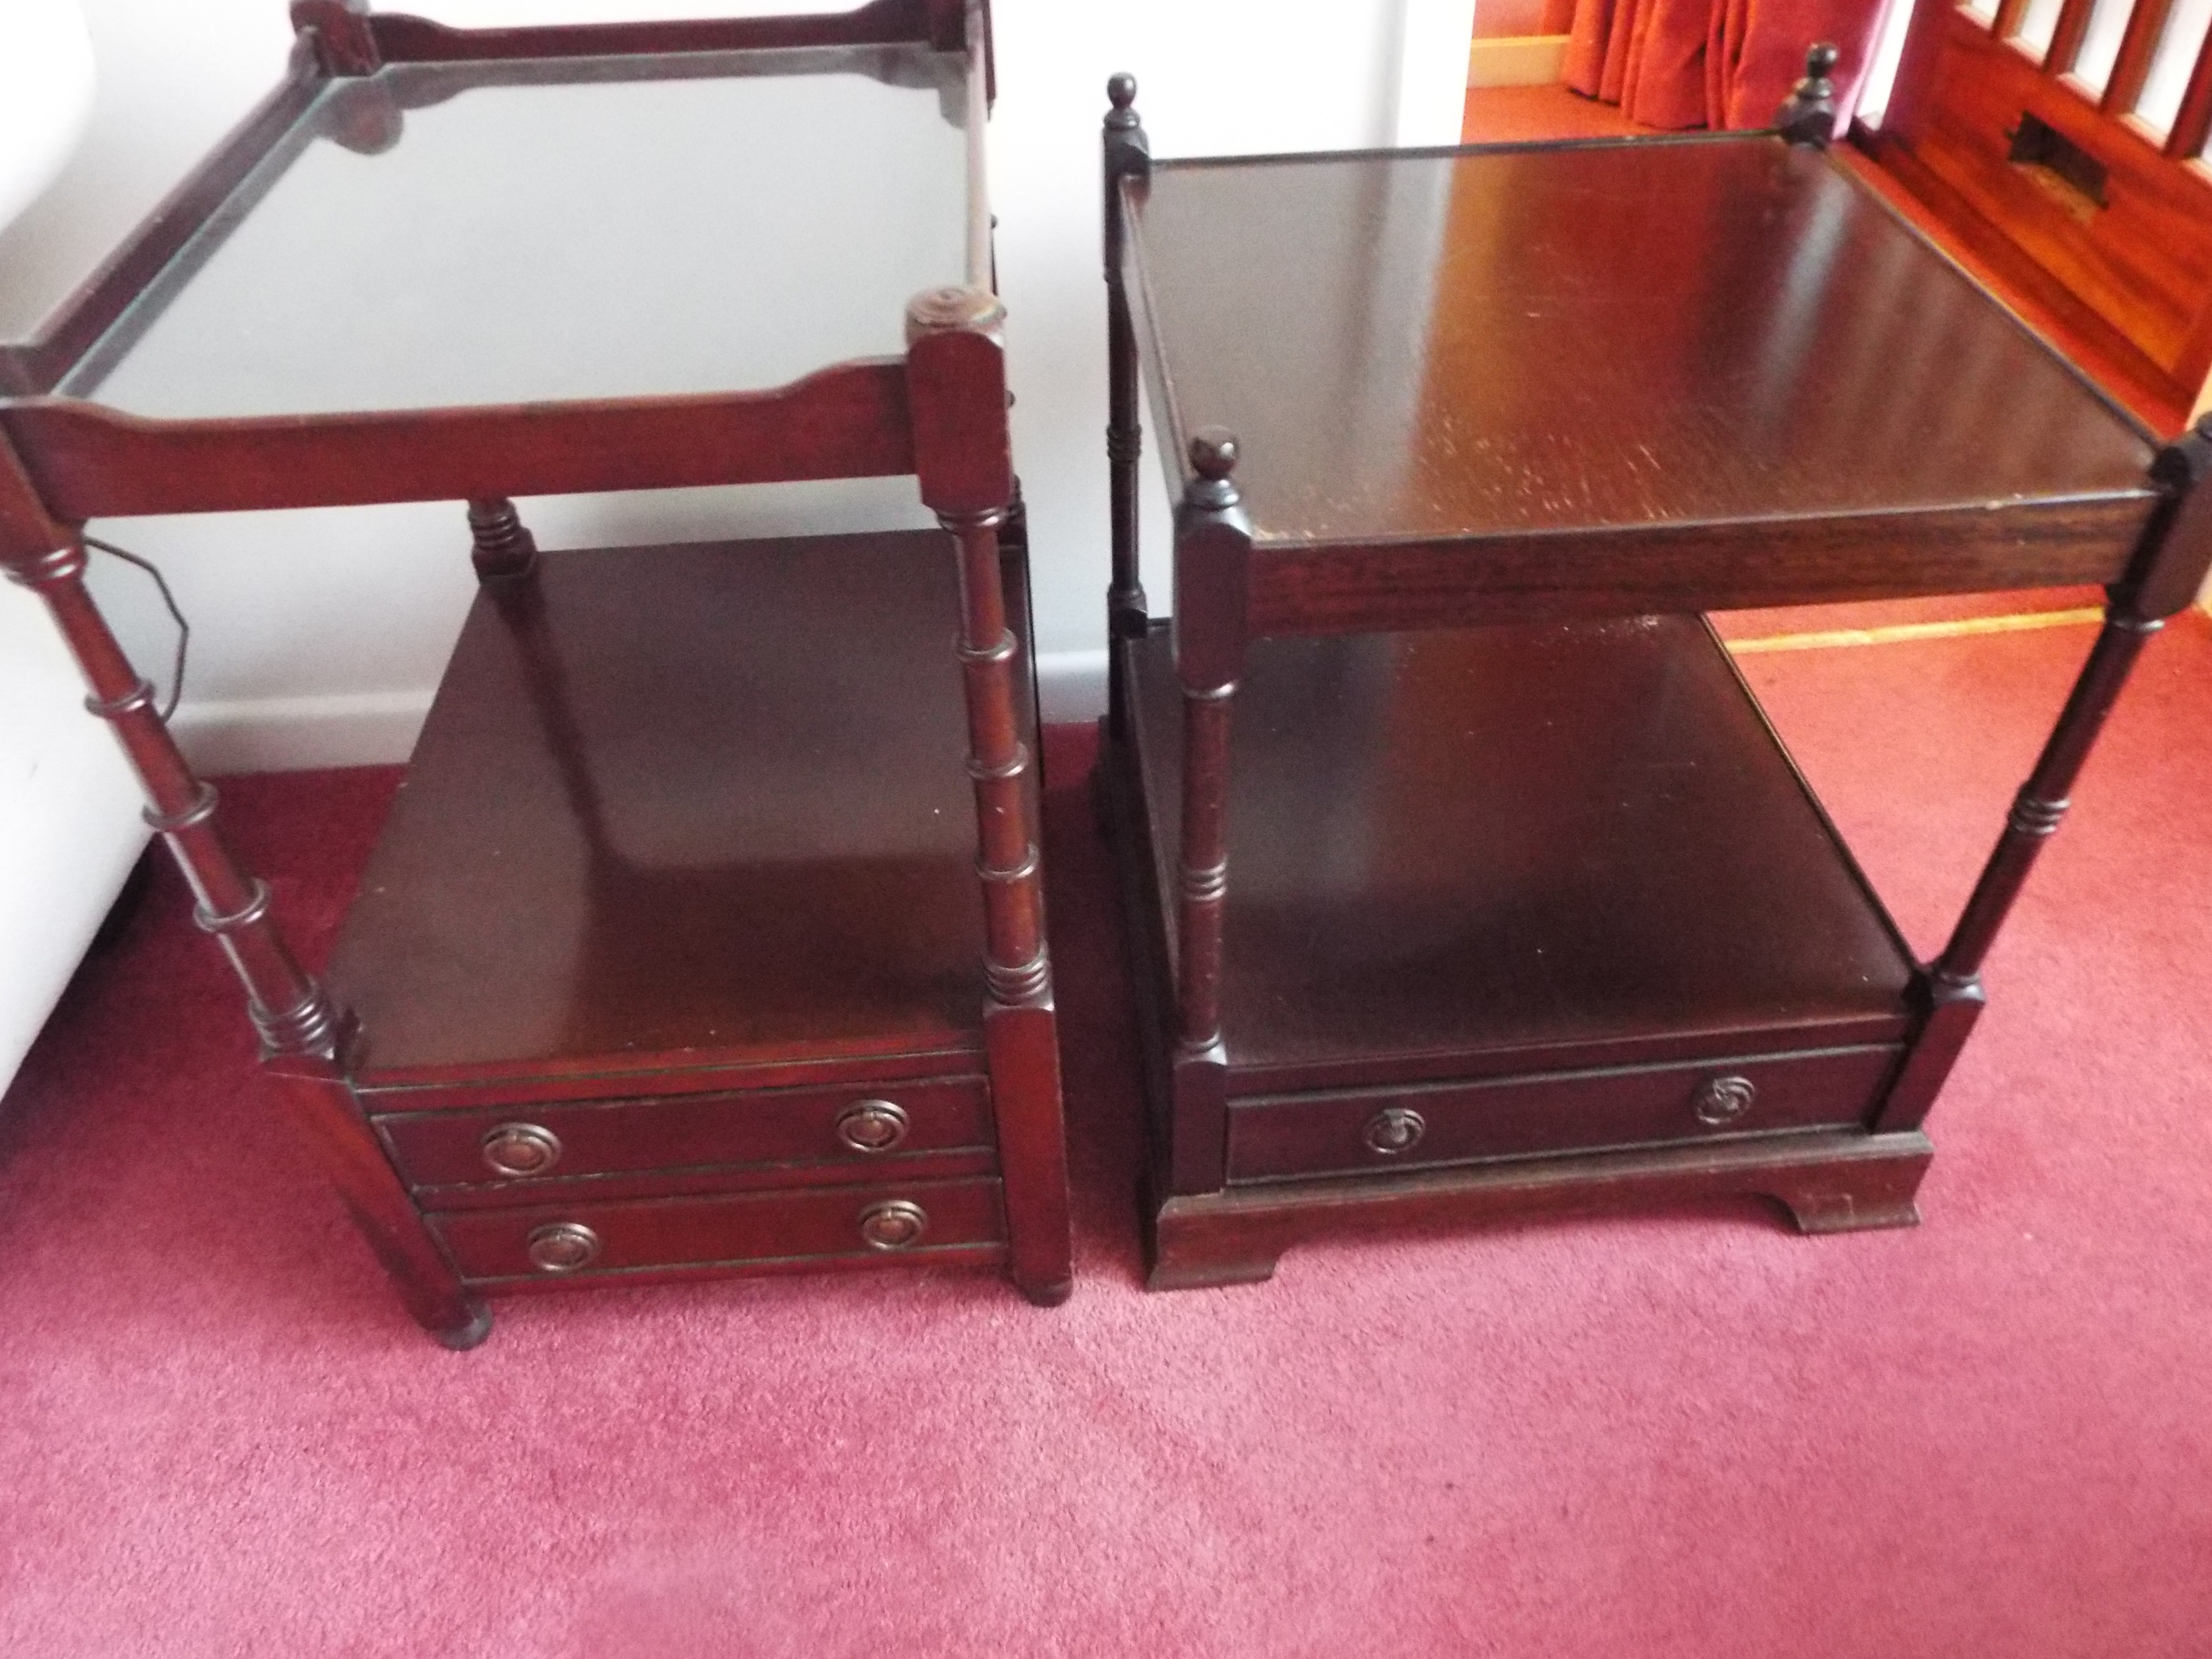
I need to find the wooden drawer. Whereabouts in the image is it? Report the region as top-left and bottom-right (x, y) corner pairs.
(434, 1176), (1006, 1284)
(1226, 1046), (1900, 1182)
(376, 1074), (991, 1190)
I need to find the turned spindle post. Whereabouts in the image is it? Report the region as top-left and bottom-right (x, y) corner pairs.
(1103, 73), (1154, 674)
(1166, 427), (1252, 1195)
(905, 283), (1072, 1304)
(1876, 415), (2212, 1131)
(466, 496), (538, 581)
(1776, 42), (1840, 147)
(0, 428), (488, 1348)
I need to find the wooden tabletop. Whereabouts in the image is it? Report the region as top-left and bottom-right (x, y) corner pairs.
(1126, 135), (2163, 622)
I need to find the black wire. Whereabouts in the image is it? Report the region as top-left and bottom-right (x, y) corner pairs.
(82, 536), (189, 722)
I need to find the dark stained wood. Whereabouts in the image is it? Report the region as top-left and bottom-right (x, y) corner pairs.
(1775, 41), (1841, 145)
(2, 6), (1066, 1336)
(370, 0), (953, 63)
(905, 284), (1071, 1303)
(1226, 1046), (1903, 1182)
(465, 497), (537, 581)
(1242, 498), (2157, 635)
(1839, 139), (2191, 436)
(325, 534), (992, 1078)
(1102, 73), (1153, 653)
(1, 361), (915, 518)
(409, 1147), (1001, 1214)
(1148, 1130), (1934, 1291)
(1125, 619), (1917, 1095)
(1892, 420), (2212, 1123)
(0, 430), (488, 1348)
(1124, 137), (2156, 573)
(375, 1074), (993, 1190)
(1106, 125), (2166, 1290)
(434, 1176), (1007, 1285)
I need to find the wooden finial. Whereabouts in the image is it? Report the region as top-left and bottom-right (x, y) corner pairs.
(1187, 428), (1240, 507)
(1106, 73), (1140, 129)
(1776, 42), (1839, 147)
(906, 284), (1006, 343)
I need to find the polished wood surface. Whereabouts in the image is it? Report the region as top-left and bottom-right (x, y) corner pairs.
(433, 1175), (1007, 1286)
(1125, 136), (2156, 564)
(326, 533), (990, 1080)
(1, 362), (915, 519)
(1226, 1044), (1903, 1182)
(1149, 1130), (1936, 1291)
(1102, 101), (2208, 1289)
(377, 1073), (992, 1190)
(3, 5), (1068, 1339)
(1125, 618), (1916, 1092)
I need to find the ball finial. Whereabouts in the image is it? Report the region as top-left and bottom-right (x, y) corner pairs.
(1190, 428), (1239, 481)
(1108, 72), (1137, 110)
(1805, 41), (1839, 78)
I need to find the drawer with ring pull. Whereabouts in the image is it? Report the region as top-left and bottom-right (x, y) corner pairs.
(1225, 1046), (1902, 1182)
(431, 1176), (1008, 1285)
(375, 1074), (992, 1191)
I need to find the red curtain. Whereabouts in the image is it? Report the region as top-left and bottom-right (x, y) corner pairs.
(1562, 0), (1888, 132)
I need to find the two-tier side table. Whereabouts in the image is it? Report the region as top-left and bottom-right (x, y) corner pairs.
(0, 0), (1072, 1348)
(1096, 64), (2212, 1290)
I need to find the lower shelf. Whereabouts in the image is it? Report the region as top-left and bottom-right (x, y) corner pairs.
(325, 531), (995, 1085)
(1121, 614), (1920, 1092)
(1108, 613), (1937, 1277)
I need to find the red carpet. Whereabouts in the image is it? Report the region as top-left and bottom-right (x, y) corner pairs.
(5, 617), (2212, 1656)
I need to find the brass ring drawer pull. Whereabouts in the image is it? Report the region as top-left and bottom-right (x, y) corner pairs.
(1693, 1076), (1756, 1125)
(481, 1122), (563, 1178)
(1364, 1106), (1426, 1155)
(526, 1221), (601, 1274)
(836, 1100), (911, 1154)
(858, 1199), (928, 1250)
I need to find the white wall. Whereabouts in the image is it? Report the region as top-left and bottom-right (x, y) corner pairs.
(0, 0), (1477, 768)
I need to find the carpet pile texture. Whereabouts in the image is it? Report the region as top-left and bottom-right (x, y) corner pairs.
(3, 616), (2210, 1656)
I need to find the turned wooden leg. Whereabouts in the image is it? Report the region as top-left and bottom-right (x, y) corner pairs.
(1103, 73), (1153, 741)
(907, 285), (1074, 1306)
(0, 435), (485, 1347)
(1877, 418), (2212, 1135)
(1163, 429), (1254, 1200)
(466, 495), (537, 581)
(1875, 605), (2159, 1133)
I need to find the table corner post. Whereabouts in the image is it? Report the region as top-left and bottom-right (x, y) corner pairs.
(1877, 418), (2212, 1133)
(1103, 72), (1154, 683)
(1166, 427), (1251, 1193)
(905, 284), (1073, 1303)
(1776, 42), (1840, 148)
(0, 428), (487, 1348)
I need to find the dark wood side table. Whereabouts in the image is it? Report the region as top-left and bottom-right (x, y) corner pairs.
(0, 0), (1072, 1348)
(1096, 66), (2212, 1290)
